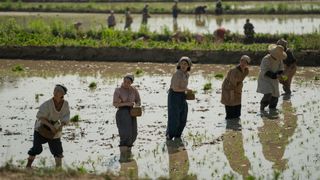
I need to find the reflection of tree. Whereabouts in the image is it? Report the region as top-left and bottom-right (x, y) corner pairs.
(119, 159), (138, 179)
(223, 119), (251, 178)
(258, 101), (298, 171)
(166, 140), (196, 179)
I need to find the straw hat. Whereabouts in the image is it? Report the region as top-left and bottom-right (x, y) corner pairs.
(268, 44), (287, 61)
(240, 55), (251, 64)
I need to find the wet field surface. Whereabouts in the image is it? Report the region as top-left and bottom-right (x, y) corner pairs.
(0, 59), (320, 179)
(0, 12), (319, 34)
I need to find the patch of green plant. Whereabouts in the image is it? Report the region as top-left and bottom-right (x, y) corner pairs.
(35, 93), (44, 103)
(135, 68), (144, 76)
(214, 73), (224, 79)
(11, 64), (24, 72)
(70, 114), (80, 122)
(314, 76), (319, 81)
(89, 82), (97, 89)
(203, 82), (212, 91)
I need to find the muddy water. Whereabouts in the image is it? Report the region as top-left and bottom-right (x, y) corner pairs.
(0, 59), (320, 179)
(0, 12), (319, 34)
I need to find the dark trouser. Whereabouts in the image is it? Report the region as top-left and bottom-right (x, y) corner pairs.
(225, 105), (241, 119)
(116, 107), (137, 147)
(167, 89), (188, 139)
(260, 93), (278, 110)
(28, 131), (63, 158)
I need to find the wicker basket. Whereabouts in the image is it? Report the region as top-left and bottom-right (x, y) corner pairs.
(38, 124), (55, 139)
(186, 92), (195, 100)
(130, 107), (142, 117)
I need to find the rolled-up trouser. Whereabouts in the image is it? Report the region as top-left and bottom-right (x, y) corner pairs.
(260, 93), (278, 110)
(167, 89), (188, 139)
(116, 107), (137, 147)
(28, 131), (63, 158)
(225, 105), (241, 119)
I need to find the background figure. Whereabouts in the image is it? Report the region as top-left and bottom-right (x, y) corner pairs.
(124, 9), (133, 30)
(195, 5), (207, 20)
(243, 19), (255, 44)
(215, 0), (223, 15)
(257, 45), (286, 117)
(258, 100), (298, 171)
(113, 74), (141, 162)
(26, 85), (70, 168)
(213, 27), (228, 43)
(221, 55), (250, 121)
(172, 1), (179, 20)
(107, 10), (116, 28)
(277, 39), (297, 97)
(223, 121), (251, 178)
(142, 4), (150, 25)
(167, 57), (193, 141)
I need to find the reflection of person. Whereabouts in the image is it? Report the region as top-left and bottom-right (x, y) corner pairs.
(119, 158), (138, 179)
(257, 45), (286, 115)
(221, 55), (250, 120)
(258, 100), (297, 171)
(113, 74), (141, 162)
(243, 19), (255, 44)
(166, 140), (195, 179)
(26, 85), (70, 168)
(107, 10), (116, 28)
(277, 39), (297, 97)
(167, 57), (193, 141)
(223, 119), (251, 178)
(142, 4), (150, 25)
(124, 9), (133, 30)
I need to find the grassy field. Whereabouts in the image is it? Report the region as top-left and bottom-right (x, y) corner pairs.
(0, 1), (319, 14)
(0, 18), (319, 51)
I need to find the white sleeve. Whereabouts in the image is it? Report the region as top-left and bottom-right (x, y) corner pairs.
(61, 101), (70, 124)
(36, 101), (49, 119)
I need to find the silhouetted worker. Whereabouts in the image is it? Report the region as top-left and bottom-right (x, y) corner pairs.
(195, 5), (207, 19)
(243, 19), (255, 44)
(142, 4), (150, 25)
(215, 0), (223, 15)
(172, 1), (180, 20)
(124, 9), (133, 30)
(107, 10), (116, 28)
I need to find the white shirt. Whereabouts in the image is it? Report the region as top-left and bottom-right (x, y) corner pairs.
(34, 98), (70, 139)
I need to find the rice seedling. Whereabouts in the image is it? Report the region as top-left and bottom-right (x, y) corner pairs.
(70, 114), (80, 122)
(203, 83), (212, 91)
(89, 82), (97, 89)
(135, 68), (144, 76)
(214, 73), (224, 79)
(11, 64), (24, 72)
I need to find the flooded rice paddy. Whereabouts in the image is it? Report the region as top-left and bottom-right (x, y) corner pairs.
(0, 59), (320, 179)
(0, 12), (320, 34)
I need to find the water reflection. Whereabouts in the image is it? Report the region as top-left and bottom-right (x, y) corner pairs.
(166, 139), (196, 179)
(223, 118), (251, 178)
(119, 159), (138, 179)
(258, 100), (298, 171)
(0, 12), (319, 34)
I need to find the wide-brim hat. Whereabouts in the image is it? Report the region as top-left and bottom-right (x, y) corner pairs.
(240, 55), (251, 64)
(178, 56), (192, 67)
(276, 39), (288, 49)
(268, 44), (287, 61)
